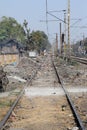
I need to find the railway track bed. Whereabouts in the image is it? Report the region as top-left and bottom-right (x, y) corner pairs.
(8, 95), (77, 130)
(0, 55), (87, 130)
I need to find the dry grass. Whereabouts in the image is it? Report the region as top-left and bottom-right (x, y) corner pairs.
(0, 96), (17, 121)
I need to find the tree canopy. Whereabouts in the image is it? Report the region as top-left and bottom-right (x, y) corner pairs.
(0, 16), (25, 42)
(30, 30), (51, 52)
(0, 16), (51, 52)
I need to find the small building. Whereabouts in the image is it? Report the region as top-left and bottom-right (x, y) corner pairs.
(0, 39), (25, 65)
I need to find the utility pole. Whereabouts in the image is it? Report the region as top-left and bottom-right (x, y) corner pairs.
(67, 0), (70, 55)
(56, 33), (58, 54)
(60, 23), (62, 54)
(46, 0), (49, 36)
(83, 33), (85, 52)
(64, 10), (66, 43)
(63, 10), (66, 57)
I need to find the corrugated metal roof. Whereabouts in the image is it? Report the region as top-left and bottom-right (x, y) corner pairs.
(0, 39), (25, 54)
(0, 39), (24, 48)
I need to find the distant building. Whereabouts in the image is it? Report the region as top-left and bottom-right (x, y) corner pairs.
(0, 39), (25, 65)
(0, 39), (25, 54)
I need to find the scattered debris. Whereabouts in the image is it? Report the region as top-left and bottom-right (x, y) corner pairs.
(61, 104), (67, 111)
(3, 56), (41, 91)
(72, 127), (79, 130)
(8, 76), (26, 83)
(0, 66), (9, 91)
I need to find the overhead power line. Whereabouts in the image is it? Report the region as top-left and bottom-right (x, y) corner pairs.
(48, 10), (66, 13)
(47, 12), (66, 24)
(40, 20), (60, 22)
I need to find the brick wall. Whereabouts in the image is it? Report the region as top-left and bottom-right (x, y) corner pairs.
(0, 54), (19, 66)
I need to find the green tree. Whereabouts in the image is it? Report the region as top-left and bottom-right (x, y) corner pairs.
(23, 19), (34, 50)
(30, 31), (51, 53)
(0, 16), (25, 42)
(0, 16), (51, 51)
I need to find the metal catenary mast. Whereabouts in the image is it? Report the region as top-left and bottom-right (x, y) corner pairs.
(67, 0), (70, 55)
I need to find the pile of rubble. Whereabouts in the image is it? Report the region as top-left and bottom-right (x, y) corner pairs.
(3, 56), (41, 91)
(17, 57), (39, 80)
(55, 57), (87, 87)
(0, 66), (9, 91)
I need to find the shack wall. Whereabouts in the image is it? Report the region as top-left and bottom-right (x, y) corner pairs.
(0, 54), (19, 66)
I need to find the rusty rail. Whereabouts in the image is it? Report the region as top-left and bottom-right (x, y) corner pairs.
(52, 60), (85, 130)
(70, 56), (87, 65)
(0, 64), (41, 129)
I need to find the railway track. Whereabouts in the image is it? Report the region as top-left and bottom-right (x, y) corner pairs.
(53, 59), (86, 130)
(70, 56), (87, 65)
(0, 59), (41, 130)
(0, 55), (86, 130)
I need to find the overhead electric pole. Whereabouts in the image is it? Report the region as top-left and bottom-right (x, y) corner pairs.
(67, 0), (70, 55)
(60, 23), (62, 54)
(46, 0), (49, 36)
(64, 10), (66, 45)
(56, 33), (58, 53)
(63, 10), (66, 57)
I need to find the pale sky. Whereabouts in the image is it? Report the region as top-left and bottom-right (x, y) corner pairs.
(0, 0), (87, 44)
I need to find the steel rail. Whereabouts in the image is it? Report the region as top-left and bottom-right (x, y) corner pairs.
(52, 60), (85, 130)
(61, 55), (87, 65)
(71, 56), (87, 61)
(70, 56), (87, 65)
(0, 64), (41, 130)
(0, 89), (24, 130)
(60, 55), (87, 64)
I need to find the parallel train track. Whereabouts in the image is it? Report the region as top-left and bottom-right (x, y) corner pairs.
(70, 56), (87, 65)
(52, 59), (86, 130)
